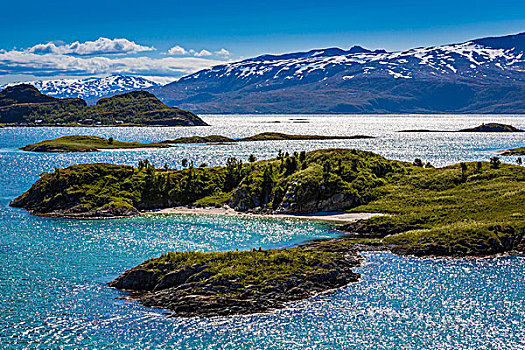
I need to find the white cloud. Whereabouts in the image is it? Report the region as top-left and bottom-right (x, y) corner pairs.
(167, 45), (189, 56)
(167, 45), (229, 57)
(191, 49), (213, 57)
(0, 49), (226, 78)
(215, 48), (230, 56)
(27, 38), (155, 56)
(0, 38), (233, 81)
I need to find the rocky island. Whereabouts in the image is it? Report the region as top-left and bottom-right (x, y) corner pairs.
(109, 245), (362, 317)
(163, 132), (373, 144)
(399, 123), (524, 133)
(10, 148), (525, 316)
(0, 84), (207, 126)
(21, 135), (171, 152)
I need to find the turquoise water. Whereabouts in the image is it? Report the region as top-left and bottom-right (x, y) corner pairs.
(1, 115), (525, 349)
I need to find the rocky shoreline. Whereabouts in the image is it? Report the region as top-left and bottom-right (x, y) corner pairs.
(107, 217), (524, 318)
(340, 219), (525, 257)
(109, 243), (363, 318)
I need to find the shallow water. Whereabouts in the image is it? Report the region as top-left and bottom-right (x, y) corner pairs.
(1, 115), (524, 349)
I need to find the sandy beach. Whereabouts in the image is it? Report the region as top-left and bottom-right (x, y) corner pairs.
(149, 206), (381, 223)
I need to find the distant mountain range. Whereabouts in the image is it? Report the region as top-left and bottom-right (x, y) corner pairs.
(0, 75), (159, 104)
(150, 32), (525, 114)
(4, 32), (525, 114)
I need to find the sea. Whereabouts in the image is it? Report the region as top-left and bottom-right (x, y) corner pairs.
(1, 114), (524, 349)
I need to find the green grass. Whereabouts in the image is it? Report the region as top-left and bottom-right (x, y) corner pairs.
(194, 191), (233, 207)
(347, 162), (525, 253)
(141, 247), (338, 287)
(21, 135), (170, 152)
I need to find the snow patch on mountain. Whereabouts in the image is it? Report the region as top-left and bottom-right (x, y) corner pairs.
(177, 33), (525, 86)
(0, 75), (160, 101)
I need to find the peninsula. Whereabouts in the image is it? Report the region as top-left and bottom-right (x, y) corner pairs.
(10, 149), (525, 316)
(21, 135), (171, 153)
(0, 84), (207, 127)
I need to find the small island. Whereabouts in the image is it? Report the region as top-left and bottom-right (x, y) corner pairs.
(109, 246), (362, 317)
(162, 132), (373, 144)
(10, 149), (525, 316)
(459, 123), (524, 132)
(21, 135), (171, 153)
(399, 123), (524, 133)
(0, 84), (207, 127)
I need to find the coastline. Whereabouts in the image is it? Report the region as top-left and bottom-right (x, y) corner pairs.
(148, 206), (383, 223)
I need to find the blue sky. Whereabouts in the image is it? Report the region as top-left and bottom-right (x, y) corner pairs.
(1, 0), (524, 83)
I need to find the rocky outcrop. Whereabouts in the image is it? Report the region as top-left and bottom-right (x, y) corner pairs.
(389, 226), (525, 257)
(339, 220), (525, 257)
(500, 147), (525, 156)
(109, 247), (362, 318)
(229, 183), (356, 214)
(277, 188), (355, 214)
(399, 123), (524, 133)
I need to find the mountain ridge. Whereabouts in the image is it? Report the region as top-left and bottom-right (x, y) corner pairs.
(150, 31), (525, 113)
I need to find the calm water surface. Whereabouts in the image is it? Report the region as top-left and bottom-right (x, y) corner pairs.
(1, 115), (524, 349)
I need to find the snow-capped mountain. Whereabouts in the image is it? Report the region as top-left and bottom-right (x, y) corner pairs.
(0, 75), (160, 103)
(153, 32), (525, 113)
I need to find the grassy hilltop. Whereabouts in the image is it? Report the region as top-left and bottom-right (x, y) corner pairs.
(0, 84), (207, 126)
(343, 160), (525, 255)
(11, 149), (408, 217)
